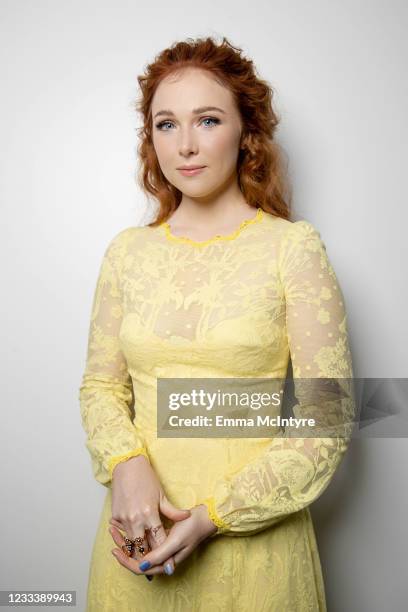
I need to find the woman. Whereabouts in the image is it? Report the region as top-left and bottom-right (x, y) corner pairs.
(79, 36), (355, 611)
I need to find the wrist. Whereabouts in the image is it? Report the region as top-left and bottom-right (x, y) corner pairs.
(196, 504), (218, 536)
(112, 453), (148, 476)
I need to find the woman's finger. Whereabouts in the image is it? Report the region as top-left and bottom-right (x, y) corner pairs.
(109, 517), (124, 531)
(145, 518), (176, 575)
(109, 526), (157, 579)
(135, 531), (183, 572)
(146, 518), (167, 547)
(109, 525), (127, 547)
(109, 521), (179, 576)
(120, 519), (151, 562)
(172, 545), (193, 567)
(112, 548), (167, 575)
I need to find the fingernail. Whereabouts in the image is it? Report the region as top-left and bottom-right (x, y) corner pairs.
(139, 560), (151, 571)
(164, 563), (173, 575)
(145, 575), (154, 582)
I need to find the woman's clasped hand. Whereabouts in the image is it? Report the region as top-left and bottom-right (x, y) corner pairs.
(108, 454), (218, 578)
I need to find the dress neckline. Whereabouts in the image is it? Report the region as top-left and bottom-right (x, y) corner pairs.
(159, 207), (264, 247)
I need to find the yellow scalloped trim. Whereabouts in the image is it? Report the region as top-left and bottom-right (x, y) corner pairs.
(108, 447), (150, 479)
(201, 496), (230, 535)
(160, 207), (264, 247)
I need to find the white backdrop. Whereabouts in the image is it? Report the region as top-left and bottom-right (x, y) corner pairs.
(1, 0), (407, 610)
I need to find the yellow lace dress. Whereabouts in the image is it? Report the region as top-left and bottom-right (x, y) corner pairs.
(79, 207), (355, 611)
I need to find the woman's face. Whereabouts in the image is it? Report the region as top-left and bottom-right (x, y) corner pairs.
(151, 68), (243, 199)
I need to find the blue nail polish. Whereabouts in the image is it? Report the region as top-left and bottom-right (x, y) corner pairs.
(164, 563), (173, 575)
(139, 560), (151, 571)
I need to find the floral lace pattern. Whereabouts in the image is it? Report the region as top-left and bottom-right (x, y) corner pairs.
(79, 210), (354, 611)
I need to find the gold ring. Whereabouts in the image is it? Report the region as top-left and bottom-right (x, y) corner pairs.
(121, 533), (149, 557)
(146, 523), (164, 537)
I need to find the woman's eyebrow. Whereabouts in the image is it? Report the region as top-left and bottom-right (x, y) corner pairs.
(153, 106), (226, 119)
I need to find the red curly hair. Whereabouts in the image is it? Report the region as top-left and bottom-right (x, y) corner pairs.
(133, 35), (292, 226)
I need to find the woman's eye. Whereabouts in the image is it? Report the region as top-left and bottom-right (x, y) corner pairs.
(155, 120), (173, 130)
(201, 117), (220, 127)
(155, 117), (220, 131)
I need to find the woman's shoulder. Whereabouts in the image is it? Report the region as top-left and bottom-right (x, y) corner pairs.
(262, 211), (324, 245)
(104, 225), (146, 250)
(98, 226), (147, 267)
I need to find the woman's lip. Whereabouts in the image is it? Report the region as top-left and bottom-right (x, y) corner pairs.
(178, 167), (206, 175)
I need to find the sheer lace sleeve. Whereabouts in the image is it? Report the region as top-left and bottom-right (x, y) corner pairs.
(200, 221), (355, 536)
(79, 229), (149, 486)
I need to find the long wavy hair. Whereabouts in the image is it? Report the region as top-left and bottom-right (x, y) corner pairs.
(133, 35), (292, 226)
